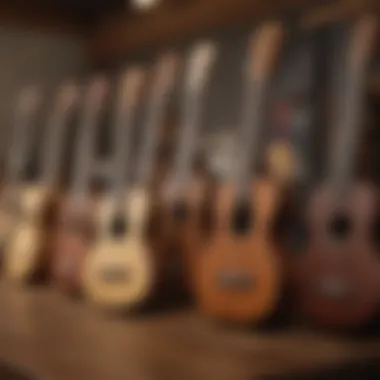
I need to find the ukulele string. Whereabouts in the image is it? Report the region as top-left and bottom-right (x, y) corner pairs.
(329, 25), (371, 200)
(111, 84), (139, 210)
(235, 77), (267, 203)
(71, 86), (102, 202)
(172, 82), (203, 200)
(7, 90), (40, 186)
(41, 98), (73, 187)
(327, 26), (351, 193)
(137, 77), (171, 188)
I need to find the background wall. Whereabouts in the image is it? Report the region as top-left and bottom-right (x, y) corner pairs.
(0, 27), (86, 155)
(93, 25), (320, 186)
(0, 23), (320, 185)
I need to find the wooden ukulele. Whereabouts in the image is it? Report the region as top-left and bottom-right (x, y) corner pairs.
(4, 82), (79, 282)
(50, 76), (108, 293)
(0, 86), (41, 262)
(155, 42), (218, 296)
(194, 22), (285, 324)
(82, 56), (177, 310)
(295, 15), (380, 328)
(82, 67), (144, 309)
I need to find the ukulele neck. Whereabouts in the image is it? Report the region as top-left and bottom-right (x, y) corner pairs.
(71, 78), (107, 199)
(329, 63), (365, 190)
(328, 17), (378, 193)
(171, 42), (217, 199)
(41, 89), (77, 188)
(111, 95), (137, 208)
(172, 87), (203, 195)
(71, 112), (97, 198)
(6, 87), (41, 185)
(235, 22), (284, 202)
(111, 67), (144, 209)
(235, 79), (267, 200)
(136, 90), (164, 188)
(136, 54), (177, 188)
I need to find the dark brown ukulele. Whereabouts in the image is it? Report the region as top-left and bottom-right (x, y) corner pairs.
(4, 82), (79, 282)
(154, 41), (218, 297)
(295, 15), (380, 328)
(50, 76), (109, 293)
(194, 22), (285, 324)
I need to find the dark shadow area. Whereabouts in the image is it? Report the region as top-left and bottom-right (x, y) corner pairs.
(0, 361), (38, 380)
(261, 359), (380, 380)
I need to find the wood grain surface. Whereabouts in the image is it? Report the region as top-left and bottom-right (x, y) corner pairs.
(0, 282), (379, 380)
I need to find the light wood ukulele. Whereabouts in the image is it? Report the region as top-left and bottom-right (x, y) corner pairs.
(194, 22), (285, 324)
(0, 86), (41, 264)
(50, 76), (108, 293)
(83, 55), (179, 310)
(81, 65), (148, 309)
(4, 82), (79, 282)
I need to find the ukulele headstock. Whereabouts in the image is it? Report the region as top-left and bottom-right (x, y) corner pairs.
(248, 21), (284, 81)
(350, 14), (378, 68)
(57, 81), (80, 111)
(155, 51), (180, 95)
(87, 75), (109, 108)
(120, 66), (145, 109)
(186, 41), (218, 92)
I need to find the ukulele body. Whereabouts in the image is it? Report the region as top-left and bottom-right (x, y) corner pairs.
(155, 174), (212, 293)
(296, 181), (380, 328)
(82, 190), (155, 311)
(4, 184), (60, 282)
(83, 172), (209, 310)
(0, 184), (26, 254)
(178, 176), (215, 290)
(51, 195), (97, 294)
(194, 179), (283, 324)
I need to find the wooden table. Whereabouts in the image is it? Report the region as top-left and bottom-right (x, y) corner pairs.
(0, 281), (378, 380)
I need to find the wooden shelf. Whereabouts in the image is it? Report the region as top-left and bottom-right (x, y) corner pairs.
(88, 0), (380, 66)
(0, 3), (85, 38)
(0, 282), (379, 380)
(88, 0), (310, 65)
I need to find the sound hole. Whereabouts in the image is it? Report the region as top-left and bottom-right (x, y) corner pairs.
(231, 200), (252, 235)
(172, 201), (188, 222)
(111, 215), (127, 237)
(328, 213), (352, 240)
(371, 215), (380, 248)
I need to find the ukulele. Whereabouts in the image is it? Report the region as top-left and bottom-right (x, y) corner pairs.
(51, 76), (108, 293)
(4, 82), (79, 282)
(156, 42), (218, 295)
(295, 15), (380, 328)
(82, 56), (176, 310)
(0, 86), (41, 260)
(194, 22), (285, 324)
